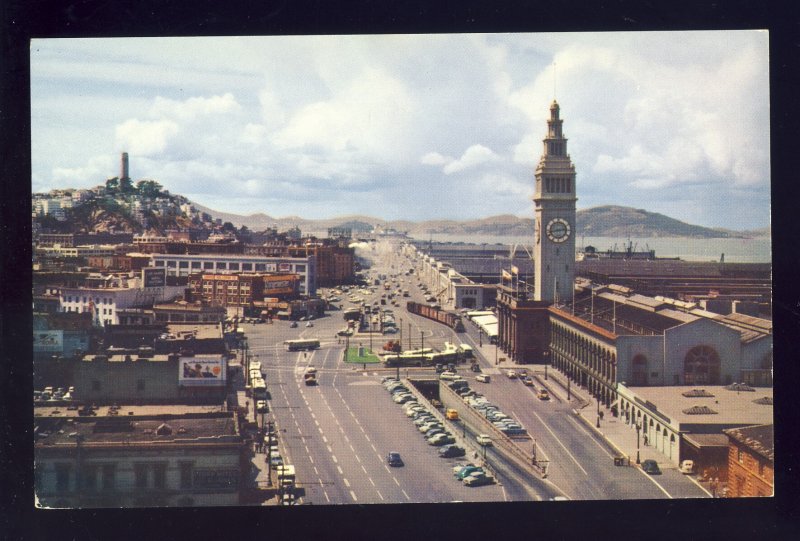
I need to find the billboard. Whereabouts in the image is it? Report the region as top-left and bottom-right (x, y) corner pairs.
(142, 267), (166, 288)
(33, 330), (63, 353)
(179, 357), (227, 387)
(278, 262), (292, 272)
(263, 273), (299, 296)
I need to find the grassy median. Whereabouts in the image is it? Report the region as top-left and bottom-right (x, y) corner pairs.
(343, 347), (382, 364)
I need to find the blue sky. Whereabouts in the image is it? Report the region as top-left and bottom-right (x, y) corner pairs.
(30, 32), (770, 229)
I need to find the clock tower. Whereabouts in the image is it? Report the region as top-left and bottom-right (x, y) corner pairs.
(533, 100), (577, 304)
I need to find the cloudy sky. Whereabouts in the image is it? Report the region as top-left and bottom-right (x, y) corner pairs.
(30, 32), (770, 230)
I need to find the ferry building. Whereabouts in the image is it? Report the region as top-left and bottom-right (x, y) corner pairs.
(496, 101), (772, 410)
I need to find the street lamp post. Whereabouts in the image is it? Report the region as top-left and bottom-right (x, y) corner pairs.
(636, 422), (641, 464)
(479, 329), (483, 347)
(596, 396), (601, 428)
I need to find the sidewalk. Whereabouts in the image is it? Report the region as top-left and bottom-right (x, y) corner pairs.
(530, 367), (683, 472)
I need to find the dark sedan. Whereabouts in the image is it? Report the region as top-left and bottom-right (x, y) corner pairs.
(387, 452), (404, 467)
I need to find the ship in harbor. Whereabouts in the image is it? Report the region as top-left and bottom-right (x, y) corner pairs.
(576, 239), (680, 261)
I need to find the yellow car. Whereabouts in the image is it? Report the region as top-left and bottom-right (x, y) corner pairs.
(537, 389), (550, 400)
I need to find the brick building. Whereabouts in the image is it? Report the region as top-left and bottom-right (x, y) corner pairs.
(723, 423), (774, 497)
(187, 272), (300, 307)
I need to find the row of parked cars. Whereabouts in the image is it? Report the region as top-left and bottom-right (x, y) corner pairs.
(447, 380), (528, 436)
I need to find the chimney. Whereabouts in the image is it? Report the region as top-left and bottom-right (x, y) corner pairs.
(121, 152), (130, 181)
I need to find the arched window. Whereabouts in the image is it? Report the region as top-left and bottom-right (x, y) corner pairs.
(684, 345), (721, 385)
(632, 354), (648, 385)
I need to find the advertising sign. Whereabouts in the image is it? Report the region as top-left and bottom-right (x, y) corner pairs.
(33, 331), (64, 353)
(278, 262), (292, 272)
(142, 267), (166, 288)
(264, 263), (277, 272)
(179, 357), (227, 386)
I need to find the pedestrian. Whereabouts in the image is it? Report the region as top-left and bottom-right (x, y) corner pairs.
(643, 434), (648, 446)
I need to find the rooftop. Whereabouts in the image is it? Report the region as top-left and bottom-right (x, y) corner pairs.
(624, 385), (773, 429)
(723, 423), (774, 462)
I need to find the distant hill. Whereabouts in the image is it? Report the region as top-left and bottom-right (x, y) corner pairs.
(191, 202), (756, 238)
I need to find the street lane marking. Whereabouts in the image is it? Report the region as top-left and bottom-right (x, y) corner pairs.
(324, 491), (330, 503)
(393, 478), (400, 487)
(401, 489), (410, 501)
(315, 419), (319, 426)
(344, 434), (349, 443)
(343, 478), (350, 487)
(332, 455), (338, 463)
(565, 415), (615, 459)
(311, 412), (316, 419)
(322, 435), (328, 443)
(349, 444), (355, 453)
(364, 434), (370, 442)
(368, 477), (375, 486)
(384, 465), (392, 474)
(337, 465), (343, 474)
(533, 411), (588, 476)
(309, 456), (314, 464)
(327, 445), (333, 453)
(361, 464), (368, 474)
(318, 426), (324, 434)
(376, 489), (384, 501)
(350, 490), (357, 502)
(637, 468), (674, 499)
(370, 443), (377, 453)
(355, 454), (361, 463)
(314, 467), (319, 475)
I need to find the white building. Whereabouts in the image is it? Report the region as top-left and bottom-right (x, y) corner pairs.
(150, 253), (317, 296)
(59, 272), (185, 326)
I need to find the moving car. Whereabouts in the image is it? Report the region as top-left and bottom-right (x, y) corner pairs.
(522, 376), (534, 386)
(537, 389), (550, 400)
(476, 434), (492, 446)
(445, 408), (459, 420)
(641, 459), (661, 475)
(476, 374), (491, 383)
(387, 452), (404, 467)
(305, 321), (314, 327)
(455, 465), (484, 480)
(506, 370), (517, 379)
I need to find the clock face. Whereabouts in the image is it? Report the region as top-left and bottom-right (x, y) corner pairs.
(546, 218), (571, 243)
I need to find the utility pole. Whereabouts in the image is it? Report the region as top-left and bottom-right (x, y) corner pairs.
(567, 378), (571, 401)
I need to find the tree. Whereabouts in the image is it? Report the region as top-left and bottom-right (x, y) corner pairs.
(105, 177), (119, 192)
(222, 221), (236, 233)
(136, 179), (163, 198)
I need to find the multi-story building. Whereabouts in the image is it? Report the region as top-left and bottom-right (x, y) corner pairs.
(723, 423), (774, 498)
(34, 409), (246, 508)
(150, 253), (316, 296)
(58, 269), (186, 326)
(188, 272), (300, 306)
(152, 301), (227, 324)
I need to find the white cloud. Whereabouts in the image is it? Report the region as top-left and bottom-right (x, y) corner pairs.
(148, 93), (241, 122)
(420, 152), (451, 166)
(443, 144), (502, 175)
(115, 119), (179, 156)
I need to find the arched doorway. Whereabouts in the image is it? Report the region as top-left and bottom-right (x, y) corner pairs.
(684, 345), (721, 385)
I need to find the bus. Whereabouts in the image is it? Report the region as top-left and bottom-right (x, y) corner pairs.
(253, 378), (267, 399)
(285, 339), (321, 351)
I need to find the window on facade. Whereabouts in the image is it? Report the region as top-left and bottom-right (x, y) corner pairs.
(737, 449), (744, 463)
(134, 464), (148, 489)
(191, 262), (201, 269)
(55, 463), (71, 492)
(684, 345), (721, 385)
(179, 261), (188, 269)
(101, 464), (116, 491)
(166, 261), (176, 268)
(758, 461), (765, 476)
(216, 262), (227, 269)
(179, 462), (193, 489)
(155, 261), (164, 267)
(255, 264), (266, 271)
(153, 463), (167, 489)
(295, 265), (306, 272)
(229, 263), (240, 271)
(82, 465), (97, 492)
(242, 263), (253, 271)
(203, 262), (213, 269)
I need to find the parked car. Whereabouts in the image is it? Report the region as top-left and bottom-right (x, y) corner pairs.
(641, 459), (661, 475)
(679, 460), (695, 474)
(290, 321), (298, 328)
(455, 465), (484, 480)
(476, 434), (493, 446)
(463, 472), (496, 487)
(428, 434), (455, 446)
(453, 462), (476, 474)
(438, 445), (466, 458)
(476, 374), (491, 383)
(305, 322), (314, 327)
(506, 370), (517, 379)
(387, 452), (404, 467)
(256, 400), (269, 413)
